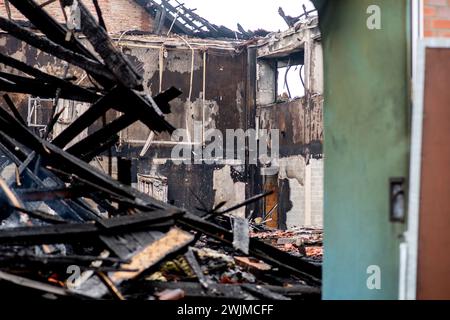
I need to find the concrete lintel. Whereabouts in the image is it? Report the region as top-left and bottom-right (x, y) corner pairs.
(256, 18), (320, 60)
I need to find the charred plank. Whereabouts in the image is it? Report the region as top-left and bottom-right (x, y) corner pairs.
(51, 88), (120, 148)
(0, 53), (101, 103)
(0, 17), (115, 83)
(66, 113), (137, 158)
(15, 186), (84, 202)
(2, 94), (26, 126)
(61, 0), (142, 89)
(79, 134), (119, 163)
(0, 210), (179, 245)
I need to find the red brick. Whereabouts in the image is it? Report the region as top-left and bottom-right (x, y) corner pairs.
(0, 0), (156, 34)
(432, 19), (450, 29)
(424, 6), (437, 17)
(437, 6), (450, 18)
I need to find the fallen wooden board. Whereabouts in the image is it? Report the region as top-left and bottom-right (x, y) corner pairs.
(240, 283), (291, 300)
(122, 281), (319, 300)
(0, 210), (178, 245)
(234, 256), (272, 272)
(0, 270), (90, 299)
(110, 228), (194, 283)
(123, 281), (257, 300)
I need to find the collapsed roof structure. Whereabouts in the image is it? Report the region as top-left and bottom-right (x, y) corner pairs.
(133, 0), (269, 39)
(0, 0), (321, 300)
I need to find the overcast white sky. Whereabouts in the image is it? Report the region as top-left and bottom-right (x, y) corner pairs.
(182, 0), (315, 32)
(181, 0), (316, 97)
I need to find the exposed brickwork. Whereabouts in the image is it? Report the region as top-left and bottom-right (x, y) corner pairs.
(424, 0), (450, 37)
(0, 0), (155, 34)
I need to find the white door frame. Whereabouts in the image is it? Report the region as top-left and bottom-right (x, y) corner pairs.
(404, 38), (450, 300)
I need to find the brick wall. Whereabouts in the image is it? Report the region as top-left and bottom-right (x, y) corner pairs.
(424, 0), (450, 37)
(0, 0), (154, 34)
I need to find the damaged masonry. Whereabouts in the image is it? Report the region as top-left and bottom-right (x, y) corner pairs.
(0, 0), (322, 300)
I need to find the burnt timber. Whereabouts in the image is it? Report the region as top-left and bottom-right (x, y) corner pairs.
(0, 0), (321, 300)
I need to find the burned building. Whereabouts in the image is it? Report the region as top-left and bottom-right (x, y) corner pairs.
(0, 0), (448, 304)
(254, 16), (323, 229)
(0, 0), (323, 230)
(0, 0), (323, 300)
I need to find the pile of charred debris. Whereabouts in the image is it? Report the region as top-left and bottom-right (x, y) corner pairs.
(251, 228), (323, 262)
(0, 1), (321, 300)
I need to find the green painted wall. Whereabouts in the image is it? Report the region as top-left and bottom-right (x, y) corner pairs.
(312, 0), (410, 299)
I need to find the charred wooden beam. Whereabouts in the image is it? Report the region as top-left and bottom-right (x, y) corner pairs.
(92, 0), (107, 31)
(66, 113), (137, 158)
(0, 270), (90, 299)
(18, 152), (36, 176)
(215, 191), (273, 216)
(96, 209), (182, 230)
(0, 252), (127, 266)
(51, 89), (120, 148)
(4, 0), (12, 20)
(96, 271), (125, 300)
(10, 205), (68, 224)
(53, 86), (180, 149)
(8, 0), (114, 88)
(123, 281), (255, 300)
(0, 112), (48, 161)
(45, 105), (66, 140)
(278, 7), (296, 28)
(2, 94), (26, 126)
(0, 221), (99, 245)
(44, 166), (163, 213)
(0, 17), (115, 83)
(39, 0), (59, 8)
(0, 134), (92, 223)
(61, 0), (142, 89)
(0, 121), (123, 226)
(80, 134), (119, 163)
(153, 86), (182, 114)
(0, 254), (131, 275)
(184, 248), (210, 289)
(7, 0), (98, 62)
(42, 144), (136, 199)
(117, 158), (131, 188)
(135, 0), (194, 37)
(0, 53), (101, 103)
(0, 78), (60, 100)
(0, 72), (97, 103)
(123, 281), (319, 300)
(0, 209), (179, 245)
(0, 129), (27, 162)
(15, 186), (84, 202)
(153, 7), (167, 35)
(0, 110), (101, 222)
(115, 89), (176, 133)
(240, 283), (291, 300)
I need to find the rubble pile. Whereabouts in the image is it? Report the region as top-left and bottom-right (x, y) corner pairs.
(251, 228), (323, 262)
